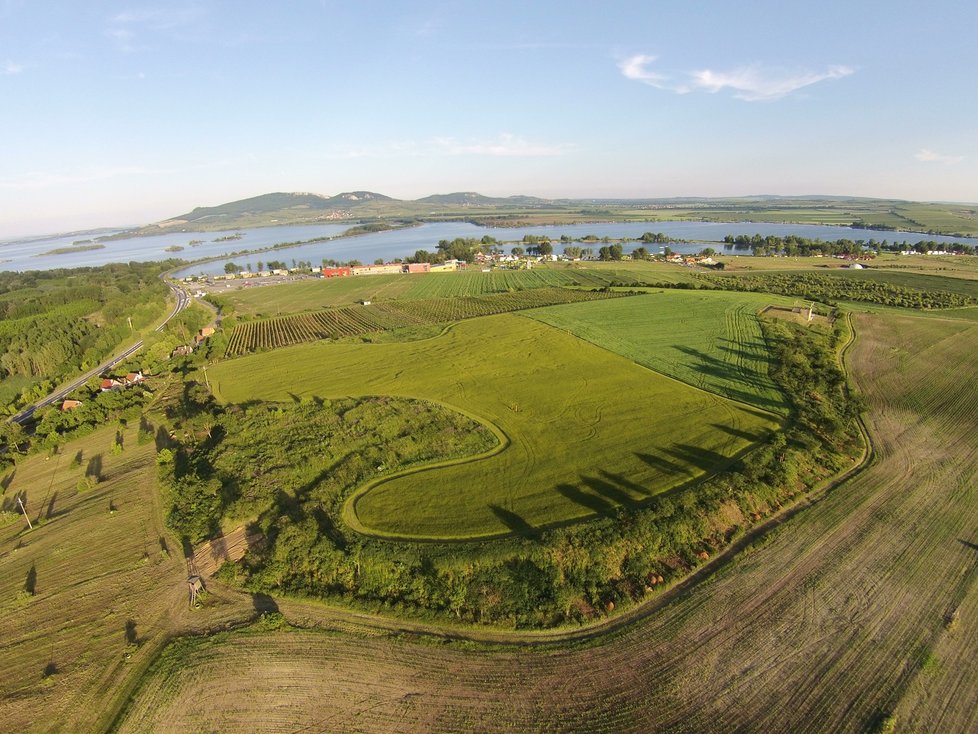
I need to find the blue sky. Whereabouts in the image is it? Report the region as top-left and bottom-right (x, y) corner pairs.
(1, 1), (976, 237)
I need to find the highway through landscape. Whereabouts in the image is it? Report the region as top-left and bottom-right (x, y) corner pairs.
(10, 279), (189, 425)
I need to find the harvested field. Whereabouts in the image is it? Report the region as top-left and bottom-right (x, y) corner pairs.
(0, 425), (187, 734)
(117, 310), (978, 733)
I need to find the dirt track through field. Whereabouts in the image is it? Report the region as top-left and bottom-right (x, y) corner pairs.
(116, 312), (978, 733)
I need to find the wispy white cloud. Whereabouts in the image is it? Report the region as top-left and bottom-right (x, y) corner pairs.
(106, 6), (208, 51)
(322, 141), (423, 160)
(0, 160), (232, 190)
(322, 135), (573, 160)
(691, 64), (854, 101)
(0, 166), (155, 190)
(914, 148), (965, 165)
(110, 7), (205, 31)
(618, 54), (853, 101)
(435, 134), (572, 157)
(2, 59), (23, 75)
(617, 54), (673, 90)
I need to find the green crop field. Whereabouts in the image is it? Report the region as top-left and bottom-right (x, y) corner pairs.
(209, 313), (780, 540)
(215, 262), (698, 319)
(527, 290), (791, 414)
(224, 288), (626, 356)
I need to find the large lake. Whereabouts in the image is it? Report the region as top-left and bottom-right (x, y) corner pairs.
(2, 221), (976, 276)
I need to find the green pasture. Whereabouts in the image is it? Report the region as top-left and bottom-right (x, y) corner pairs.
(209, 314), (780, 540)
(526, 290), (790, 415)
(896, 204), (978, 236)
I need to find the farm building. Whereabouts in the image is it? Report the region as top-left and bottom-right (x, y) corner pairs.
(171, 345), (193, 357)
(406, 263), (431, 273)
(322, 267), (353, 278)
(352, 263), (403, 276)
(100, 378), (123, 391)
(431, 261), (460, 272)
(61, 399), (83, 411)
(124, 371), (144, 385)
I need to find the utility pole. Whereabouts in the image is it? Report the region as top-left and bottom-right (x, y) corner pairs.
(127, 316), (133, 332)
(17, 496), (33, 530)
(202, 365), (210, 391)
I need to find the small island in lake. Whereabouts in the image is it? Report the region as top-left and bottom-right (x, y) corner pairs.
(37, 243), (107, 256)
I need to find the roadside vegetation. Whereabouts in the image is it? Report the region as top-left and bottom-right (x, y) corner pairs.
(0, 263), (176, 414)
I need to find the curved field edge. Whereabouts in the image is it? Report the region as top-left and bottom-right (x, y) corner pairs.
(208, 313), (781, 540)
(112, 310), (978, 734)
(339, 398), (511, 540)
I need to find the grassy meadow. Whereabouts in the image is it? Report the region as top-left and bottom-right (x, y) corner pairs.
(528, 290), (791, 414)
(209, 312), (780, 540)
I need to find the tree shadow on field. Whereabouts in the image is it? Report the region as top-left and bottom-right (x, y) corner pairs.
(251, 593), (279, 615)
(45, 492), (60, 520)
(1, 470), (15, 491)
(664, 443), (732, 474)
(24, 562), (37, 596)
(488, 504), (538, 540)
(635, 451), (692, 478)
(581, 475), (641, 508)
(597, 470), (652, 501)
(959, 538), (978, 552)
(555, 484), (615, 518)
(710, 423), (767, 442)
(155, 425), (173, 452)
(85, 454), (103, 482)
(125, 619), (139, 645)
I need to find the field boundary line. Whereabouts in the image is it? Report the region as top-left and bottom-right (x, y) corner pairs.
(246, 309), (877, 646)
(339, 397), (512, 540)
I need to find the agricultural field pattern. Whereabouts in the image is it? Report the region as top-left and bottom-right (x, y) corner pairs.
(2, 260), (978, 734)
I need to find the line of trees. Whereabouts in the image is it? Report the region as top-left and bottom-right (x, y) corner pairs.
(722, 233), (976, 257)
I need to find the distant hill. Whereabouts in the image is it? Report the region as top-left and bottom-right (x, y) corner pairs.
(161, 191), (395, 226)
(416, 192), (553, 207)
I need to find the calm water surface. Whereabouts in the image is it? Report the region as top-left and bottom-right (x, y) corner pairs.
(2, 221), (975, 276)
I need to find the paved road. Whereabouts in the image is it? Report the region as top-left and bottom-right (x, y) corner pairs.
(10, 279), (190, 425)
